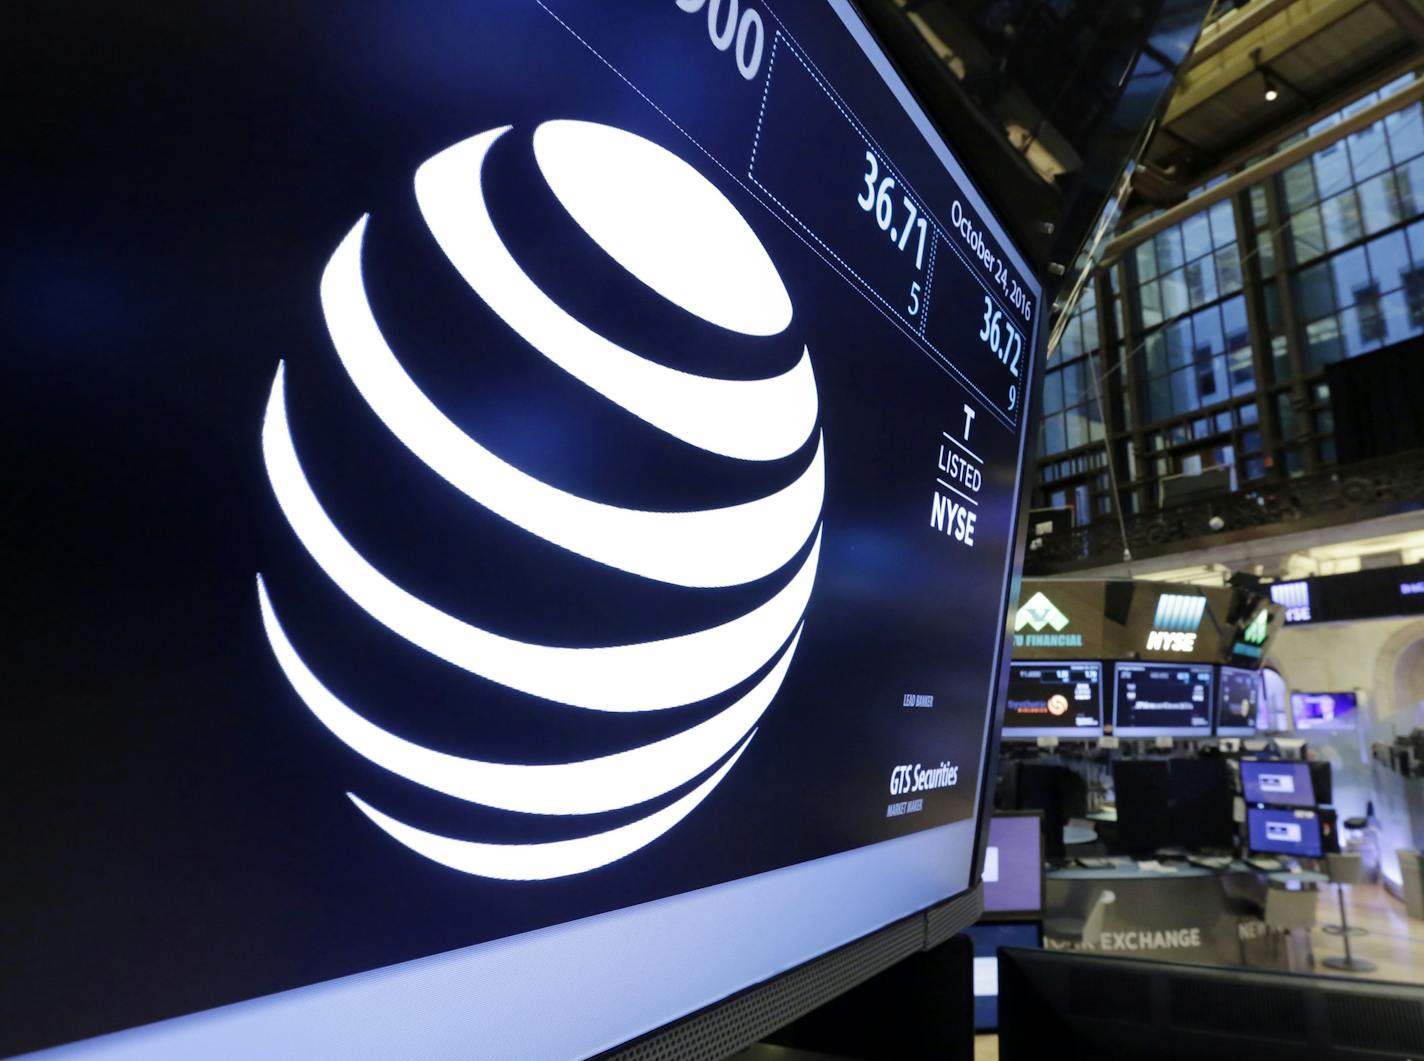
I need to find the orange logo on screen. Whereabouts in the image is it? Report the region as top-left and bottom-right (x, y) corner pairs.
(1047, 694), (1069, 716)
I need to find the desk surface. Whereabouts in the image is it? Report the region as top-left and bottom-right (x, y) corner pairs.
(1049, 860), (1329, 883)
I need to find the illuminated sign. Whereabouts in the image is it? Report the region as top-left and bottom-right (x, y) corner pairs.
(259, 122), (824, 880)
(1270, 580), (1312, 623)
(1144, 593), (1206, 652)
(1242, 609), (1268, 645)
(1013, 591), (1082, 647)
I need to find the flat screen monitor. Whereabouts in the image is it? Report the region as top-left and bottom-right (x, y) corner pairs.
(1240, 760), (1316, 808)
(6, 1), (1044, 1057)
(982, 813), (1044, 917)
(1247, 806), (1335, 859)
(1114, 758), (1233, 853)
(967, 922), (1042, 1033)
(1291, 691), (1360, 731)
(1215, 665), (1260, 736)
(1112, 663), (1215, 738)
(1002, 662), (1105, 738)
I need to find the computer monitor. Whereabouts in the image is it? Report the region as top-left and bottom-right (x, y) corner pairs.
(1246, 806), (1338, 859)
(967, 921), (1041, 1033)
(1291, 691), (1360, 731)
(1114, 757), (1233, 853)
(3, 0), (1048, 1056)
(982, 813), (1044, 917)
(1215, 665), (1260, 736)
(1240, 759), (1316, 808)
(997, 947), (1424, 1060)
(1112, 663), (1215, 738)
(1006, 763), (1087, 859)
(1002, 661), (1105, 739)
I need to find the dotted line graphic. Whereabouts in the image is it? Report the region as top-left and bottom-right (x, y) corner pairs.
(921, 233), (937, 337)
(532, 0), (1015, 431)
(749, 32), (780, 174)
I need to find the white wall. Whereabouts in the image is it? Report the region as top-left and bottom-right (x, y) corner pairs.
(1267, 617), (1424, 884)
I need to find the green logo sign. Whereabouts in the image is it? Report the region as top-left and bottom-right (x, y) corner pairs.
(1013, 591), (1082, 648)
(1243, 609), (1269, 645)
(1015, 591), (1070, 632)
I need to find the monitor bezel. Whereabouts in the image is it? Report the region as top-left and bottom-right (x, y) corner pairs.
(1110, 661), (1217, 739)
(1214, 664), (1260, 737)
(1001, 661), (1106, 740)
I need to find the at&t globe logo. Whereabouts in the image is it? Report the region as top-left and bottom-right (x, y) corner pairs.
(257, 121), (823, 880)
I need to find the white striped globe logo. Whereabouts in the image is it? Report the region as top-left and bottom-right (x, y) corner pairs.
(257, 121), (823, 880)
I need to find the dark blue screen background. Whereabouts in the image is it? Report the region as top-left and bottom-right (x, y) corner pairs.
(4, 1), (1039, 1053)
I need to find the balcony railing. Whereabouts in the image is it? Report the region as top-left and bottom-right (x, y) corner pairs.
(1024, 447), (1424, 574)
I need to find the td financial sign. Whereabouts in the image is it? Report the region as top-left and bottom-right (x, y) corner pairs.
(1013, 591), (1082, 648)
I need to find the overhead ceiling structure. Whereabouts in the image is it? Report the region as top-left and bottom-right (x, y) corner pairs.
(858, 0), (1214, 272)
(1130, 0), (1424, 212)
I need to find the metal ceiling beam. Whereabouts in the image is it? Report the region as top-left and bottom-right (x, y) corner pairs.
(1163, 0), (1374, 124)
(1184, 0), (1300, 69)
(1100, 74), (1424, 262)
(1376, 0), (1424, 47)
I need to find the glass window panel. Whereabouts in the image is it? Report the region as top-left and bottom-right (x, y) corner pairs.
(1380, 287), (1413, 346)
(1043, 412), (1066, 454)
(1134, 241), (1158, 282)
(1165, 318), (1193, 369)
(1250, 186), (1269, 227)
(1143, 330), (1168, 377)
(1183, 212), (1212, 261)
(1198, 353), (1228, 403)
(1082, 305), (1100, 352)
(1138, 279), (1163, 328)
(1228, 346), (1255, 396)
(1170, 366), (1199, 415)
(1339, 295), (1376, 357)
(1256, 232), (1277, 279)
(1193, 305), (1224, 356)
(1087, 403), (1105, 443)
(1281, 159), (1317, 213)
(1320, 190), (1364, 251)
(1240, 402), (1259, 426)
(1060, 316), (1082, 360)
(1358, 170), (1404, 235)
(1215, 244), (1243, 294)
(1397, 156), (1424, 219)
(1192, 417), (1211, 440)
(1065, 407), (1087, 450)
(1215, 411), (1233, 433)
(1277, 393), (1297, 439)
(1157, 228), (1185, 273)
(1291, 205), (1326, 262)
(1042, 368), (1064, 413)
(1209, 200), (1236, 248)
(1405, 264), (1424, 328)
(1304, 314), (1344, 370)
(1347, 120), (1392, 182)
(1062, 358), (1087, 408)
(1408, 219), (1424, 266)
(1242, 430), (1262, 453)
(1330, 246), (1369, 307)
(1319, 437), (1337, 464)
(1245, 457), (1266, 480)
(1160, 267), (1189, 318)
(1386, 101), (1424, 164)
(1296, 259), (1335, 319)
(1312, 141), (1352, 199)
(1185, 256), (1217, 307)
(1222, 296), (1249, 350)
(1367, 229), (1411, 293)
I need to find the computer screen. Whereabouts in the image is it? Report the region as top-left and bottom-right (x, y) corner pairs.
(1112, 664), (1215, 738)
(1240, 760), (1316, 808)
(982, 814), (1044, 916)
(1114, 758), (1233, 853)
(1215, 665), (1260, 736)
(1002, 662), (1105, 738)
(1291, 691), (1360, 731)
(6, 2), (1043, 1057)
(967, 921), (1042, 1032)
(1246, 806), (1330, 858)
